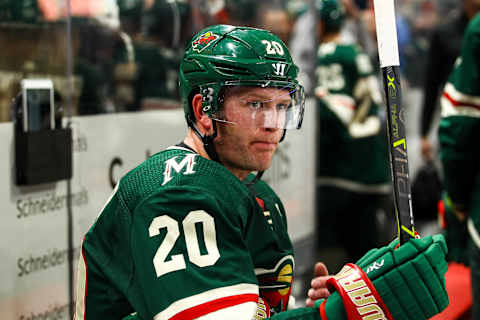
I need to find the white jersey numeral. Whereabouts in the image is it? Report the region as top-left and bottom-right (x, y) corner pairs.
(316, 64), (345, 91)
(149, 215), (186, 277)
(261, 40), (285, 56)
(149, 210), (220, 277)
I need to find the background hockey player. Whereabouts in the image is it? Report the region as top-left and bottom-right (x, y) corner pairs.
(75, 24), (449, 320)
(438, 12), (480, 319)
(313, 0), (391, 267)
(420, 0), (480, 162)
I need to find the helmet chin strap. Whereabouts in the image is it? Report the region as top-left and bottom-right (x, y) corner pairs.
(187, 114), (220, 163)
(280, 129), (286, 142)
(246, 170), (265, 191)
(201, 120), (220, 163)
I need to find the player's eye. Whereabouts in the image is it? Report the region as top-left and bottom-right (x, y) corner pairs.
(247, 101), (263, 110)
(276, 103), (291, 111)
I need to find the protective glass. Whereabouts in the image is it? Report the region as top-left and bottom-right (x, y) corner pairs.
(212, 80), (305, 129)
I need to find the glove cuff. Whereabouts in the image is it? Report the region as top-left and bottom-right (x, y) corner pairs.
(319, 300), (328, 320)
(253, 297), (270, 319)
(326, 263), (394, 320)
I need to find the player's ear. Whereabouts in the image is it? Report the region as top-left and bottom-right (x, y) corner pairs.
(192, 93), (213, 134)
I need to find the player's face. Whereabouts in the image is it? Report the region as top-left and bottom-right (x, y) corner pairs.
(214, 86), (288, 179)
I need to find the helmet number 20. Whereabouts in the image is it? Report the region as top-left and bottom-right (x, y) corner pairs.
(149, 210), (220, 277)
(261, 40), (285, 56)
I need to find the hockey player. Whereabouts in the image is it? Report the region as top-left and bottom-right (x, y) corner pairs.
(420, 0), (480, 161)
(438, 12), (480, 319)
(313, 0), (391, 264)
(75, 24), (448, 320)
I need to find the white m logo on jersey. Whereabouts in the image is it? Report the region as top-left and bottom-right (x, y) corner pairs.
(272, 63), (287, 76)
(162, 154), (197, 185)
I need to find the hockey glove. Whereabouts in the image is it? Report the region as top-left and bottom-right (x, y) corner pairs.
(438, 192), (469, 265)
(314, 234), (449, 320)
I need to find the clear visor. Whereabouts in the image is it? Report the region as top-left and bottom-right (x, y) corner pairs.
(212, 80), (305, 129)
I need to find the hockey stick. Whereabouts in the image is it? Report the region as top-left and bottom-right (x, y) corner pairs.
(372, 0), (416, 245)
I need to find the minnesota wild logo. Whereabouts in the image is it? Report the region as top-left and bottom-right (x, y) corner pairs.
(192, 31), (220, 52)
(256, 256), (294, 314)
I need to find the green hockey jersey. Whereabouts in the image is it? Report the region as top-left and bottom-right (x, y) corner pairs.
(314, 42), (390, 192)
(75, 146), (294, 320)
(439, 13), (480, 245)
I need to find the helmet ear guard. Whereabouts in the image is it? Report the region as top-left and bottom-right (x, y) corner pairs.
(199, 83), (223, 117)
(186, 88), (220, 162)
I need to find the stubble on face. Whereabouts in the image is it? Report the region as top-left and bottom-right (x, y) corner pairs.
(214, 124), (282, 179)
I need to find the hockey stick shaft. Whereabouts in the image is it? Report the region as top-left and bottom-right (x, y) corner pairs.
(372, 0), (416, 245)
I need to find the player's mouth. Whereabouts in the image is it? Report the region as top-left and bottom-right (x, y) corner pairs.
(251, 141), (278, 151)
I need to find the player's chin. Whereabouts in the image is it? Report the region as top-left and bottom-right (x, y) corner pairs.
(252, 153), (276, 171)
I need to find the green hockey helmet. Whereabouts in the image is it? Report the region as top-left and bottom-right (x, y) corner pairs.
(179, 24), (305, 131)
(315, 0), (345, 31)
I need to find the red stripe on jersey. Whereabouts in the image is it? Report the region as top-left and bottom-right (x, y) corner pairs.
(443, 91), (480, 110)
(169, 293), (258, 320)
